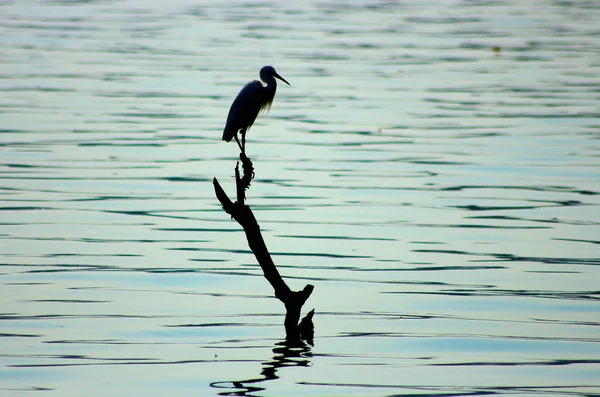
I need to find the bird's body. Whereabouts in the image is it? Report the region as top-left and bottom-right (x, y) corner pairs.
(222, 66), (290, 153)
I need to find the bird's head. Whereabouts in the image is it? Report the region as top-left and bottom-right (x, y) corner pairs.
(260, 66), (290, 86)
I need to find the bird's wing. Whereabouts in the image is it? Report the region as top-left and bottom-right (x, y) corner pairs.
(222, 80), (264, 141)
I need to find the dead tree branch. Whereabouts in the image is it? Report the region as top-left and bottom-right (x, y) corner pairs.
(213, 154), (314, 341)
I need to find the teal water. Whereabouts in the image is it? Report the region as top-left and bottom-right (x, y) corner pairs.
(1, 0), (599, 396)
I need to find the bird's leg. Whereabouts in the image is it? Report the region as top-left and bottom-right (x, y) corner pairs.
(241, 128), (247, 154)
(234, 133), (244, 154)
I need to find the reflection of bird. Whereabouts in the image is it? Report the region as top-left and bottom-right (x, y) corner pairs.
(222, 66), (290, 153)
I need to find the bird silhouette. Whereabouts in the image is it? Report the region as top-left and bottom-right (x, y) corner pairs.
(222, 66), (290, 154)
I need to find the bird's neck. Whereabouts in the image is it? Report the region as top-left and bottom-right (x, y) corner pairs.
(263, 77), (277, 91)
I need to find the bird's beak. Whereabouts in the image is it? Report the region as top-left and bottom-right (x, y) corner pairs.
(274, 72), (290, 86)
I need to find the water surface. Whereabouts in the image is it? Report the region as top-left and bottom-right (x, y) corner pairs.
(1, 0), (599, 396)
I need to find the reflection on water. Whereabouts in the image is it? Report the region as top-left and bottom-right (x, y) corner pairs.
(1, 0), (600, 396)
(211, 339), (313, 396)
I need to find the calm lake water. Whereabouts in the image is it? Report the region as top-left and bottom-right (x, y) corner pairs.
(1, 0), (599, 396)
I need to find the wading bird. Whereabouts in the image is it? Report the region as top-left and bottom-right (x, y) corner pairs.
(222, 66), (290, 154)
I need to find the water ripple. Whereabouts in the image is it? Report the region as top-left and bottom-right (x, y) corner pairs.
(1, 0), (599, 396)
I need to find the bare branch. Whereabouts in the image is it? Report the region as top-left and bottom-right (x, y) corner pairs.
(213, 167), (314, 341)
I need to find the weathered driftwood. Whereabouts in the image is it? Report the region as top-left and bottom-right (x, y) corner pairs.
(213, 153), (314, 341)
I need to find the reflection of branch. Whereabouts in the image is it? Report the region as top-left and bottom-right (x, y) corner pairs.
(213, 153), (314, 340)
(210, 338), (313, 396)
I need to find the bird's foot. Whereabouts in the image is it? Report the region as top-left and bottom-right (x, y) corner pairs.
(240, 153), (254, 190)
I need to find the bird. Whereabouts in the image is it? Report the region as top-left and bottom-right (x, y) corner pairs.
(222, 66), (290, 154)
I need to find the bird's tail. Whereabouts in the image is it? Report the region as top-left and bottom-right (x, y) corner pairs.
(222, 124), (235, 142)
